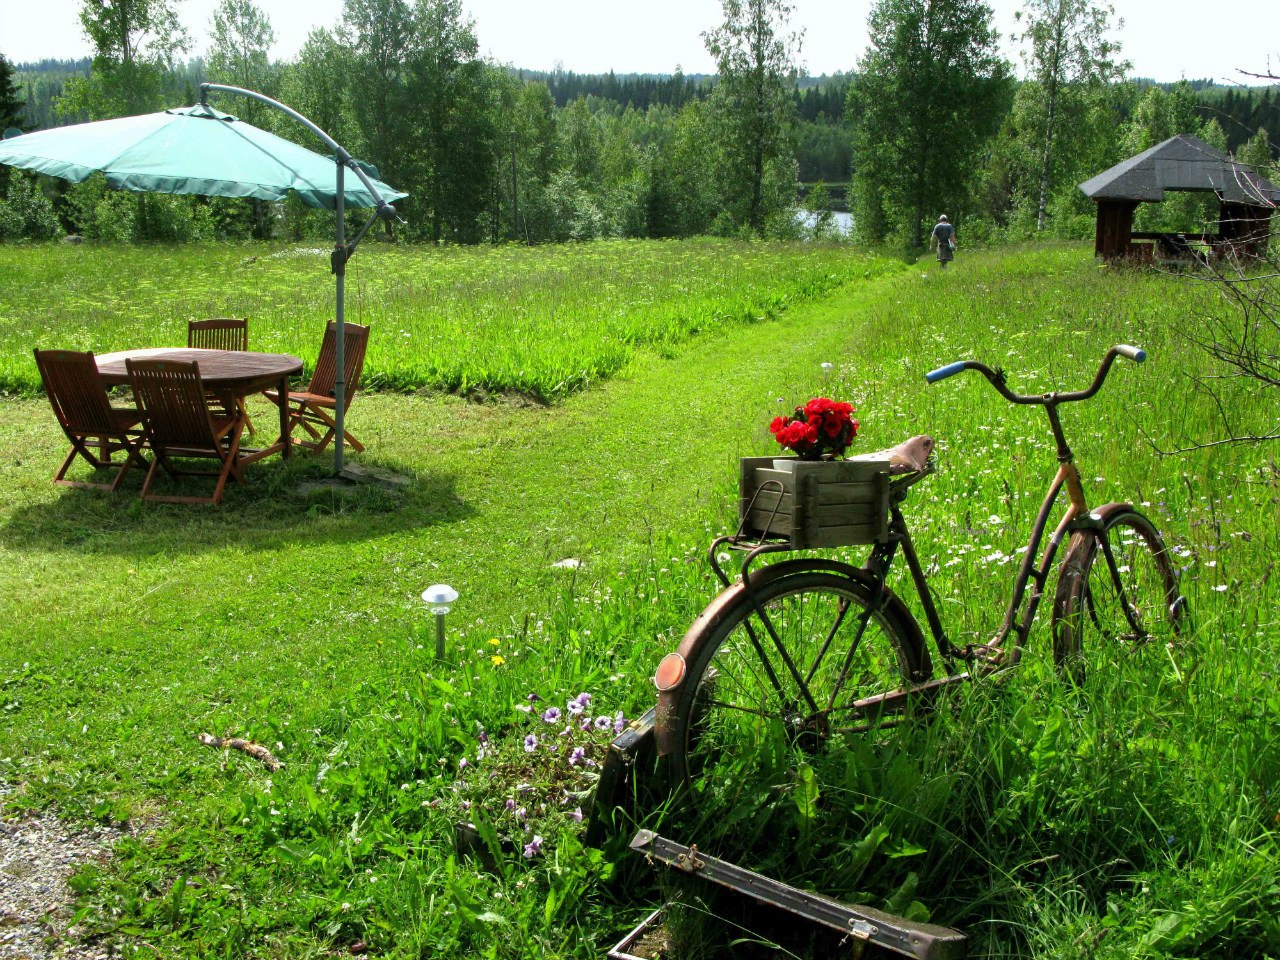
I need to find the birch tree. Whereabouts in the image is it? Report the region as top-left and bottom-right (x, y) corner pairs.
(1014, 0), (1127, 230)
(703, 0), (802, 234)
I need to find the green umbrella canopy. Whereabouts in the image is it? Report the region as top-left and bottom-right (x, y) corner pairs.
(0, 104), (406, 210)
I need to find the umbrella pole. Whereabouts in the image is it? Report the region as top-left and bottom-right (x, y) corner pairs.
(334, 164), (346, 476)
(197, 84), (399, 478)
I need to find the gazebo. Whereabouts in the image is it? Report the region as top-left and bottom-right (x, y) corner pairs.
(1079, 134), (1279, 261)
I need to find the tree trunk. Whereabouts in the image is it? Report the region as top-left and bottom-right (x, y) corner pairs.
(1036, 86), (1057, 232)
(1036, 22), (1065, 232)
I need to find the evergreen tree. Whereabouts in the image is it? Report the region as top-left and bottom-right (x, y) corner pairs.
(703, 0), (802, 234)
(1013, 0), (1127, 230)
(850, 0), (1009, 247)
(0, 53), (24, 131)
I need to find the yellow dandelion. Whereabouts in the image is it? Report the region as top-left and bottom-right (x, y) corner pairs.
(490, 655), (505, 667)
(488, 638), (501, 646)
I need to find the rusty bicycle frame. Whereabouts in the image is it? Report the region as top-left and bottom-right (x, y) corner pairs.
(693, 344), (1165, 722)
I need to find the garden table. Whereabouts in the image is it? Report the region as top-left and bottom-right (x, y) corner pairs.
(95, 348), (304, 460)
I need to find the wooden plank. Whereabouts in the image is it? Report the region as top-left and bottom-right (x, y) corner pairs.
(803, 523), (885, 547)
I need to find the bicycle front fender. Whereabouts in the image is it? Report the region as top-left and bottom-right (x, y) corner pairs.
(653, 558), (924, 757)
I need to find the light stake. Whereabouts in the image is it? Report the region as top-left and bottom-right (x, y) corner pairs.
(421, 584), (458, 660)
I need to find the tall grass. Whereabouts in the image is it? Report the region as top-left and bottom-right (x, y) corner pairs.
(0, 239), (900, 400)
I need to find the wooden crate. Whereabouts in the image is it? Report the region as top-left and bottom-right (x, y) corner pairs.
(739, 454), (892, 548)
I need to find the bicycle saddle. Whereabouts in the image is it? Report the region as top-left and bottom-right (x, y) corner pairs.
(860, 434), (934, 474)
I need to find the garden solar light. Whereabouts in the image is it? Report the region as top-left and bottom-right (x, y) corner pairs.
(422, 584), (458, 660)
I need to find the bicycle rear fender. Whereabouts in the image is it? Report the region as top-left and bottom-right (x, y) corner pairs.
(653, 558), (925, 757)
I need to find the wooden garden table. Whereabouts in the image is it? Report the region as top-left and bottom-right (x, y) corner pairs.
(95, 347), (304, 460)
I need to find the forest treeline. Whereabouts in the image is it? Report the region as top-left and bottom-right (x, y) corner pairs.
(0, 0), (1277, 249)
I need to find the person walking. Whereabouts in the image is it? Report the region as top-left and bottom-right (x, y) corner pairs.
(931, 214), (956, 268)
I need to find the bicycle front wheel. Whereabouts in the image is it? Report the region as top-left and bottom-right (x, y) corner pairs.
(1053, 506), (1185, 684)
(666, 564), (929, 806)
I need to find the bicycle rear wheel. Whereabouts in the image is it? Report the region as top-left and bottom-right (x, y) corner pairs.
(666, 563), (929, 806)
(1052, 506), (1185, 684)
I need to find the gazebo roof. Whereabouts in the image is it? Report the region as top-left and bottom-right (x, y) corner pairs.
(1079, 134), (1279, 206)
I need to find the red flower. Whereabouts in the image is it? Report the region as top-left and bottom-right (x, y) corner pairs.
(770, 395), (861, 460)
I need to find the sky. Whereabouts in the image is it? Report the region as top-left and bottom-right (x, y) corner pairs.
(3, 0), (1276, 85)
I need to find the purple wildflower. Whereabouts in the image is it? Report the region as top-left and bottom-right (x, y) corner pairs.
(526, 693), (543, 703)
(523, 734), (538, 753)
(580, 718), (592, 731)
(515, 807), (527, 821)
(458, 758), (468, 770)
(570, 807), (583, 823)
(541, 707), (562, 724)
(505, 798), (516, 812)
(613, 711), (626, 734)
(460, 800), (471, 811)
(594, 715), (613, 732)
(566, 700), (585, 716)
(559, 725), (571, 737)
(575, 692), (593, 708)
(569, 746), (586, 766)
(523, 835), (544, 859)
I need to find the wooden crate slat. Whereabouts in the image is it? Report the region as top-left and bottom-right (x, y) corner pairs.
(803, 523), (885, 548)
(739, 454), (892, 548)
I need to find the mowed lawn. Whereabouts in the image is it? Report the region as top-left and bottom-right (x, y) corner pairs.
(1, 241), (1278, 959)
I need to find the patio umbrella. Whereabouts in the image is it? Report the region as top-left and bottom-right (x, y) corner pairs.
(0, 85), (406, 475)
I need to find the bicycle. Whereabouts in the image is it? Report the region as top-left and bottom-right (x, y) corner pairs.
(651, 345), (1187, 798)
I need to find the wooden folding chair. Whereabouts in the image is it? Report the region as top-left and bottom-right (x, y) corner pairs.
(188, 317), (255, 436)
(265, 322), (370, 455)
(34, 349), (149, 492)
(127, 359), (248, 506)
(187, 318), (249, 352)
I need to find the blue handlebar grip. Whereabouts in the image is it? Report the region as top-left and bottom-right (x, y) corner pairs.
(926, 361), (967, 384)
(1116, 345), (1147, 363)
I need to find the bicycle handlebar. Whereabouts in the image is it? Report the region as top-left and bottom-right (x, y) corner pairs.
(925, 345), (1147, 405)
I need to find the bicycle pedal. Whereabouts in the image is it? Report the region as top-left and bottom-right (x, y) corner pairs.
(966, 644), (1006, 667)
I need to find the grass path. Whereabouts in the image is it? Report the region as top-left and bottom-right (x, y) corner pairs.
(0, 256), (914, 809)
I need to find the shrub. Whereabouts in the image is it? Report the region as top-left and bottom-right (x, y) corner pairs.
(0, 172), (61, 242)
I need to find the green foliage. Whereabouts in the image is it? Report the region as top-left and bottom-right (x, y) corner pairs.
(0, 52), (24, 130)
(59, 0), (191, 119)
(850, 0), (1012, 247)
(1010, 0), (1128, 231)
(1008, 0), (1131, 231)
(59, 173), (214, 242)
(703, 0), (802, 235)
(0, 171), (61, 241)
(1234, 126), (1276, 180)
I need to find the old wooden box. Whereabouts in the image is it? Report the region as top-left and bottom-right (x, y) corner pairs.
(739, 454), (893, 548)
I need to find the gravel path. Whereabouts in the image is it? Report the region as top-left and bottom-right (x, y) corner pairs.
(0, 788), (125, 960)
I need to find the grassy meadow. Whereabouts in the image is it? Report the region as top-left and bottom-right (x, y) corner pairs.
(1, 239), (1278, 959)
(0, 239), (897, 400)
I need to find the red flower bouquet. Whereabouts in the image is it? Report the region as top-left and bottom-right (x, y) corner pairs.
(770, 397), (859, 460)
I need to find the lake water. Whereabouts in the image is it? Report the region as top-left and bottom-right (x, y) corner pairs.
(796, 210), (854, 235)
